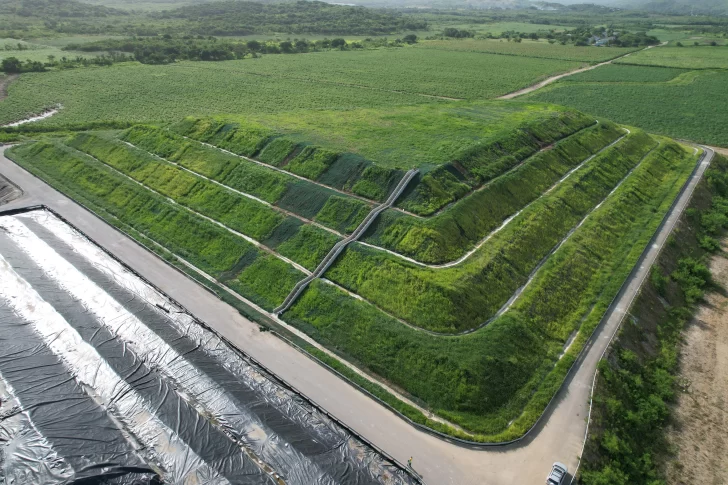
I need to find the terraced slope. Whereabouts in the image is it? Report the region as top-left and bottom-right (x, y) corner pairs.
(6, 103), (699, 443)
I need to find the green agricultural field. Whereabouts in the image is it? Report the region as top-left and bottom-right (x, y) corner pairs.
(0, 61), (439, 126)
(0, 48), (583, 125)
(224, 48), (581, 99)
(616, 46), (728, 69)
(417, 38), (638, 62)
(527, 65), (728, 147)
(561, 63), (687, 83)
(5, 99), (700, 441)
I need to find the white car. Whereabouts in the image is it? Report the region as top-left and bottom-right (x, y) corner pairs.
(546, 462), (568, 485)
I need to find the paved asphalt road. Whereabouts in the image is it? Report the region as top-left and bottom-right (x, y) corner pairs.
(0, 145), (713, 485)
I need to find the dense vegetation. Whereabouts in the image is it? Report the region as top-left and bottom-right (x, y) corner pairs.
(0, 0), (124, 18)
(0, 0), (426, 37)
(579, 154), (728, 485)
(328, 130), (660, 333)
(62, 35), (392, 64)
(155, 1), (427, 36)
(119, 125), (373, 231)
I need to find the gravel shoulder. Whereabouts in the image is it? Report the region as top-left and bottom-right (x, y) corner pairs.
(664, 243), (728, 484)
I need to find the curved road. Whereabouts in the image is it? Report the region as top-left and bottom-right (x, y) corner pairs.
(0, 145), (713, 484)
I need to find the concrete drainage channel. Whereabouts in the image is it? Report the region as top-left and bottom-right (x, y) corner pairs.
(0, 208), (421, 485)
(275, 168), (419, 315)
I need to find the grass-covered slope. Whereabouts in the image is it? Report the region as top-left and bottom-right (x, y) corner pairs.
(328, 130), (659, 333)
(119, 125), (374, 233)
(7, 139), (308, 311)
(364, 121), (625, 263)
(287, 138), (697, 437)
(5, 101), (700, 442)
(171, 103), (594, 213)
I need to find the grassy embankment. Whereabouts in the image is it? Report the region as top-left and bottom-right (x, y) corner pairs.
(119, 126), (374, 234)
(65, 131), (342, 271)
(578, 154), (728, 484)
(286, 135), (697, 436)
(7, 118), (698, 439)
(7, 139), (307, 311)
(327, 130), (658, 333)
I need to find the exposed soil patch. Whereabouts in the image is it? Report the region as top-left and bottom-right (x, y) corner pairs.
(0, 74), (18, 102)
(664, 242), (728, 484)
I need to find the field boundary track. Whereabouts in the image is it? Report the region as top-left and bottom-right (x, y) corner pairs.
(0, 139), (714, 484)
(498, 42), (666, 100)
(0, 74), (18, 102)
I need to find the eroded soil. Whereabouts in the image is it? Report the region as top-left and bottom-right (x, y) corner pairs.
(664, 244), (728, 485)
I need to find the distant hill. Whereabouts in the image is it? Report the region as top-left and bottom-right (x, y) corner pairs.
(533, 0), (728, 15)
(154, 0), (428, 35)
(620, 0), (728, 15)
(0, 0), (127, 17)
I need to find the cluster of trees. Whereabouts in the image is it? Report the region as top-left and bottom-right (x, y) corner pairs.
(64, 34), (418, 65)
(477, 26), (660, 47)
(1, 52), (132, 74)
(442, 28), (475, 38)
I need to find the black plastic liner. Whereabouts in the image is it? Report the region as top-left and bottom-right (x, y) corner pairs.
(0, 301), (158, 485)
(0, 209), (419, 485)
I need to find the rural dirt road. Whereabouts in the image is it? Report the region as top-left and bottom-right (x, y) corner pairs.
(0, 145), (713, 484)
(498, 43), (666, 100)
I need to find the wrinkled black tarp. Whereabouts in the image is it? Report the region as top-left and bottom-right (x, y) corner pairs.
(0, 210), (419, 485)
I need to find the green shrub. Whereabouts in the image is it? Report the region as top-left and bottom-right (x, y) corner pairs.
(287, 145), (339, 180)
(170, 116), (275, 157)
(258, 137), (301, 166)
(315, 195), (371, 233)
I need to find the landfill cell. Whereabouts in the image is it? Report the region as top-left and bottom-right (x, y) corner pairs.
(0, 208), (417, 485)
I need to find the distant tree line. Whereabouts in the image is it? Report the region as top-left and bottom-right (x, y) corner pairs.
(1, 52), (132, 74)
(64, 34), (419, 65)
(432, 25), (660, 47)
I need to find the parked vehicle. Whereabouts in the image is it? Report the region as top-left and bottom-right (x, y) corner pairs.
(546, 462), (568, 485)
